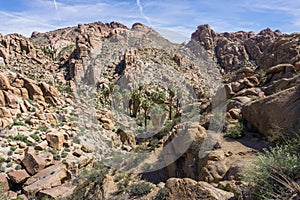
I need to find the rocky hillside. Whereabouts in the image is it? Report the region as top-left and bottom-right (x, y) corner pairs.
(0, 21), (298, 199)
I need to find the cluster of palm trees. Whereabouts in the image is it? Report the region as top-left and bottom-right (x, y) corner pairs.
(99, 83), (183, 130)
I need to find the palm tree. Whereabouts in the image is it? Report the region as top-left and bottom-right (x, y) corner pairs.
(175, 90), (182, 117)
(102, 87), (110, 105)
(131, 89), (142, 118)
(151, 91), (165, 104)
(168, 86), (175, 120)
(121, 89), (131, 115)
(150, 104), (166, 129)
(113, 92), (123, 111)
(141, 99), (151, 128)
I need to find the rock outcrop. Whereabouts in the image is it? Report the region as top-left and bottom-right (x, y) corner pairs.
(166, 178), (234, 200)
(191, 24), (299, 73)
(0, 20), (298, 200)
(242, 85), (300, 136)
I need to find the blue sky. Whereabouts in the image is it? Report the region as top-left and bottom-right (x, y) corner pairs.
(0, 0), (299, 43)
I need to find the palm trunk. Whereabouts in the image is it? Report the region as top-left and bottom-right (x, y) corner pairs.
(144, 111), (147, 129)
(169, 98), (173, 120)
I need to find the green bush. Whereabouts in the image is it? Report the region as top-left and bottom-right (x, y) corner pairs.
(224, 122), (244, 139)
(15, 164), (22, 170)
(10, 134), (28, 142)
(70, 162), (108, 200)
(154, 188), (168, 200)
(130, 182), (152, 197)
(61, 151), (68, 158)
(242, 145), (300, 199)
(30, 133), (40, 142)
(13, 118), (26, 126)
(114, 172), (126, 182)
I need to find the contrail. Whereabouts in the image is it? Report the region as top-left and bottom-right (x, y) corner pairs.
(53, 0), (61, 21)
(136, 0), (152, 26)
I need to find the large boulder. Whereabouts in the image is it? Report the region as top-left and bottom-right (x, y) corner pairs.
(22, 77), (44, 101)
(22, 147), (46, 175)
(165, 178), (234, 200)
(164, 123), (207, 179)
(7, 169), (30, 184)
(38, 184), (75, 199)
(23, 164), (70, 195)
(199, 150), (229, 183)
(191, 24), (216, 55)
(46, 129), (65, 149)
(0, 173), (10, 191)
(242, 85), (300, 136)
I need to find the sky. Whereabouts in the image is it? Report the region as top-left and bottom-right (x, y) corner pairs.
(0, 0), (299, 43)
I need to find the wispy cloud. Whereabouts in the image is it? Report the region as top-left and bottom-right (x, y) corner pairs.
(0, 0), (299, 42)
(0, 9), (59, 35)
(53, 0), (61, 21)
(136, 0), (152, 26)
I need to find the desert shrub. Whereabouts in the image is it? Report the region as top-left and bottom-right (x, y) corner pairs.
(242, 145), (300, 199)
(57, 81), (72, 94)
(114, 172), (126, 182)
(7, 150), (13, 156)
(0, 157), (5, 163)
(61, 151), (68, 158)
(10, 134), (28, 142)
(156, 118), (180, 139)
(154, 188), (168, 200)
(15, 164), (22, 170)
(268, 129), (300, 153)
(117, 175), (130, 193)
(13, 118), (26, 126)
(30, 133), (40, 142)
(70, 162), (109, 200)
(224, 122), (244, 139)
(130, 182), (152, 197)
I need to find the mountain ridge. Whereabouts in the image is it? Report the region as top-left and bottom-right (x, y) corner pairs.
(0, 20), (299, 199)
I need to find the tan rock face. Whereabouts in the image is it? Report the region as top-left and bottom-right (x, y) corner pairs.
(0, 34), (36, 63)
(46, 130), (65, 149)
(0, 72), (11, 90)
(191, 24), (216, 54)
(102, 175), (118, 199)
(7, 169), (30, 184)
(259, 34), (300, 70)
(191, 25), (299, 74)
(0, 90), (6, 107)
(22, 147), (46, 175)
(0, 173), (10, 191)
(165, 178), (234, 200)
(242, 85), (300, 136)
(3, 91), (18, 109)
(39, 82), (60, 105)
(22, 78), (44, 101)
(0, 107), (12, 118)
